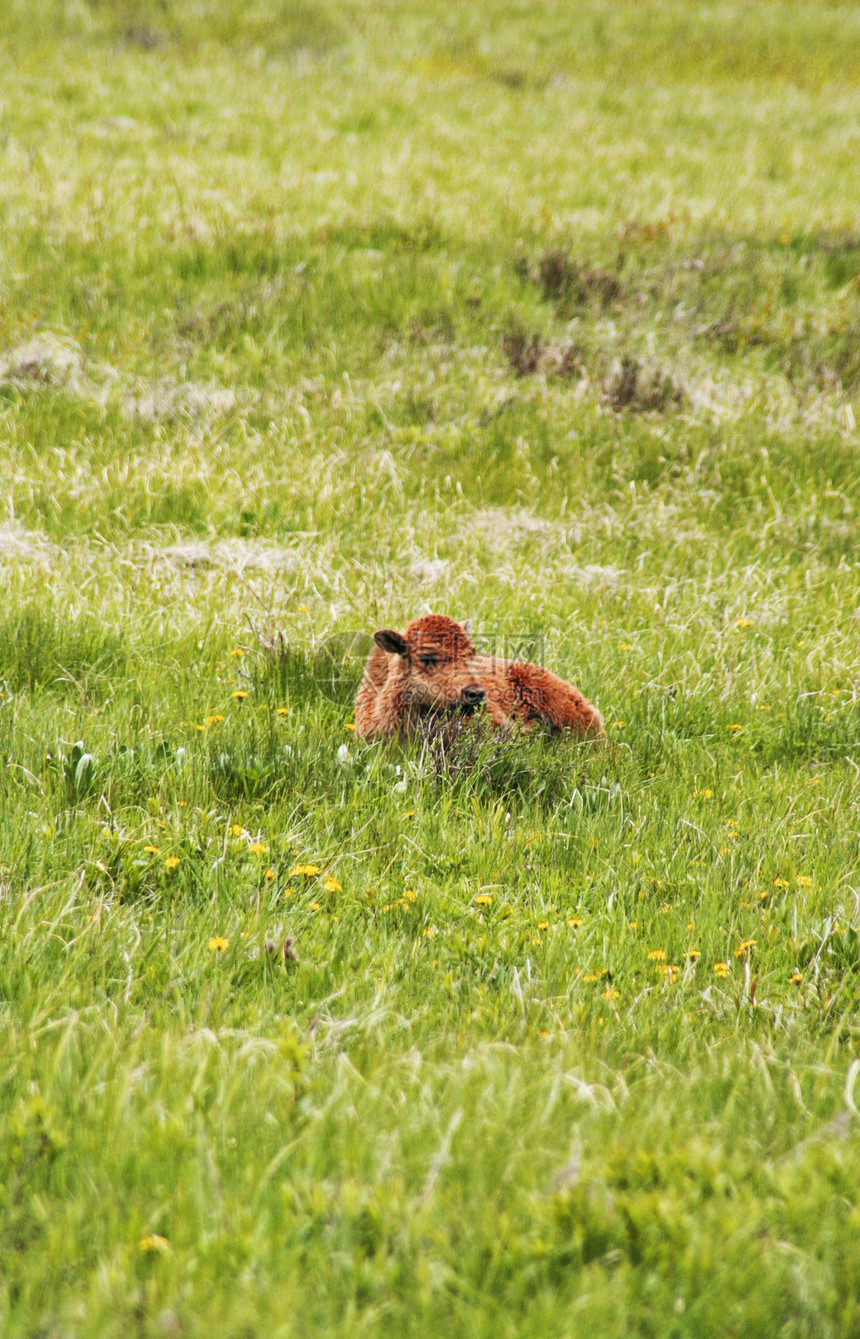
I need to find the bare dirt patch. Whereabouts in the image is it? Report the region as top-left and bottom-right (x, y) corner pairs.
(123, 381), (237, 422)
(0, 335), (86, 390)
(561, 563), (626, 592)
(0, 333), (238, 421)
(408, 557), (450, 584)
(0, 522), (57, 566)
(150, 538), (303, 574)
(464, 507), (556, 552)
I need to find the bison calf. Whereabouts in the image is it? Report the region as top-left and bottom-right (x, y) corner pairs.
(477, 654), (604, 739)
(355, 614), (603, 743)
(354, 615), (486, 740)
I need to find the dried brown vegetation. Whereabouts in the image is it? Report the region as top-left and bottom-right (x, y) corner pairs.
(602, 356), (686, 414)
(501, 322), (544, 377)
(517, 248), (625, 311)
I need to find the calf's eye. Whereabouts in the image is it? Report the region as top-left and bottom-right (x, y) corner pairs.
(419, 655), (439, 668)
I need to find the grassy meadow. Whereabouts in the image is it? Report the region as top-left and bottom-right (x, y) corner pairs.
(1, 1), (860, 1333)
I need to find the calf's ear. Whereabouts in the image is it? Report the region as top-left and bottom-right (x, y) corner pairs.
(374, 629), (409, 656)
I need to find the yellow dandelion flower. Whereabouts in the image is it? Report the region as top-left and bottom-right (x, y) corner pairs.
(603, 986), (620, 1001)
(249, 842), (268, 856)
(232, 690), (249, 700)
(728, 723), (742, 732)
(582, 972), (601, 982)
(735, 618), (754, 628)
(323, 876), (342, 893)
(656, 964), (679, 980)
(344, 722), (355, 731)
(619, 642), (632, 651)
(714, 961), (730, 977)
(612, 720), (625, 729)
(734, 939), (756, 957)
(773, 877), (789, 888)
(231, 824), (244, 837)
(628, 920), (637, 929)
(647, 949), (666, 961)
(298, 604), (308, 613)
(290, 864), (321, 877)
(163, 856), (180, 872)
(404, 810), (414, 819)
(685, 949), (701, 961)
(474, 893), (492, 906)
(195, 723), (206, 732)
(403, 888), (417, 902)
(276, 707), (289, 716)
(139, 1234), (170, 1254)
(310, 902), (321, 912)
(719, 846), (730, 855)
(205, 713), (225, 725)
(796, 876), (813, 888)
(144, 844), (160, 855)
(537, 920), (549, 931)
(789, 972), (803, 984)
(423, 926), (438, 938)
(265, 868), (276, 881)
(208, 936), (229, 952)
(529, 934), (542, 945)
(686, 922), (695, 931)
(569, 917), (583, 927)
(230, 648), (245, 658)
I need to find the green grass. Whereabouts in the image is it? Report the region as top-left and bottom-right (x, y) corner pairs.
(1, 1), (860, 1334)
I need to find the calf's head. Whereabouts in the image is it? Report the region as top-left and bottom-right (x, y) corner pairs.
(373, 615), (486, 715)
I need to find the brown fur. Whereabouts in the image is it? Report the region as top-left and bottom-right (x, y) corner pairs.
(476, 655), (604, 739)
(354, 615), (486, 741)
(354, 614), (603, 743)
